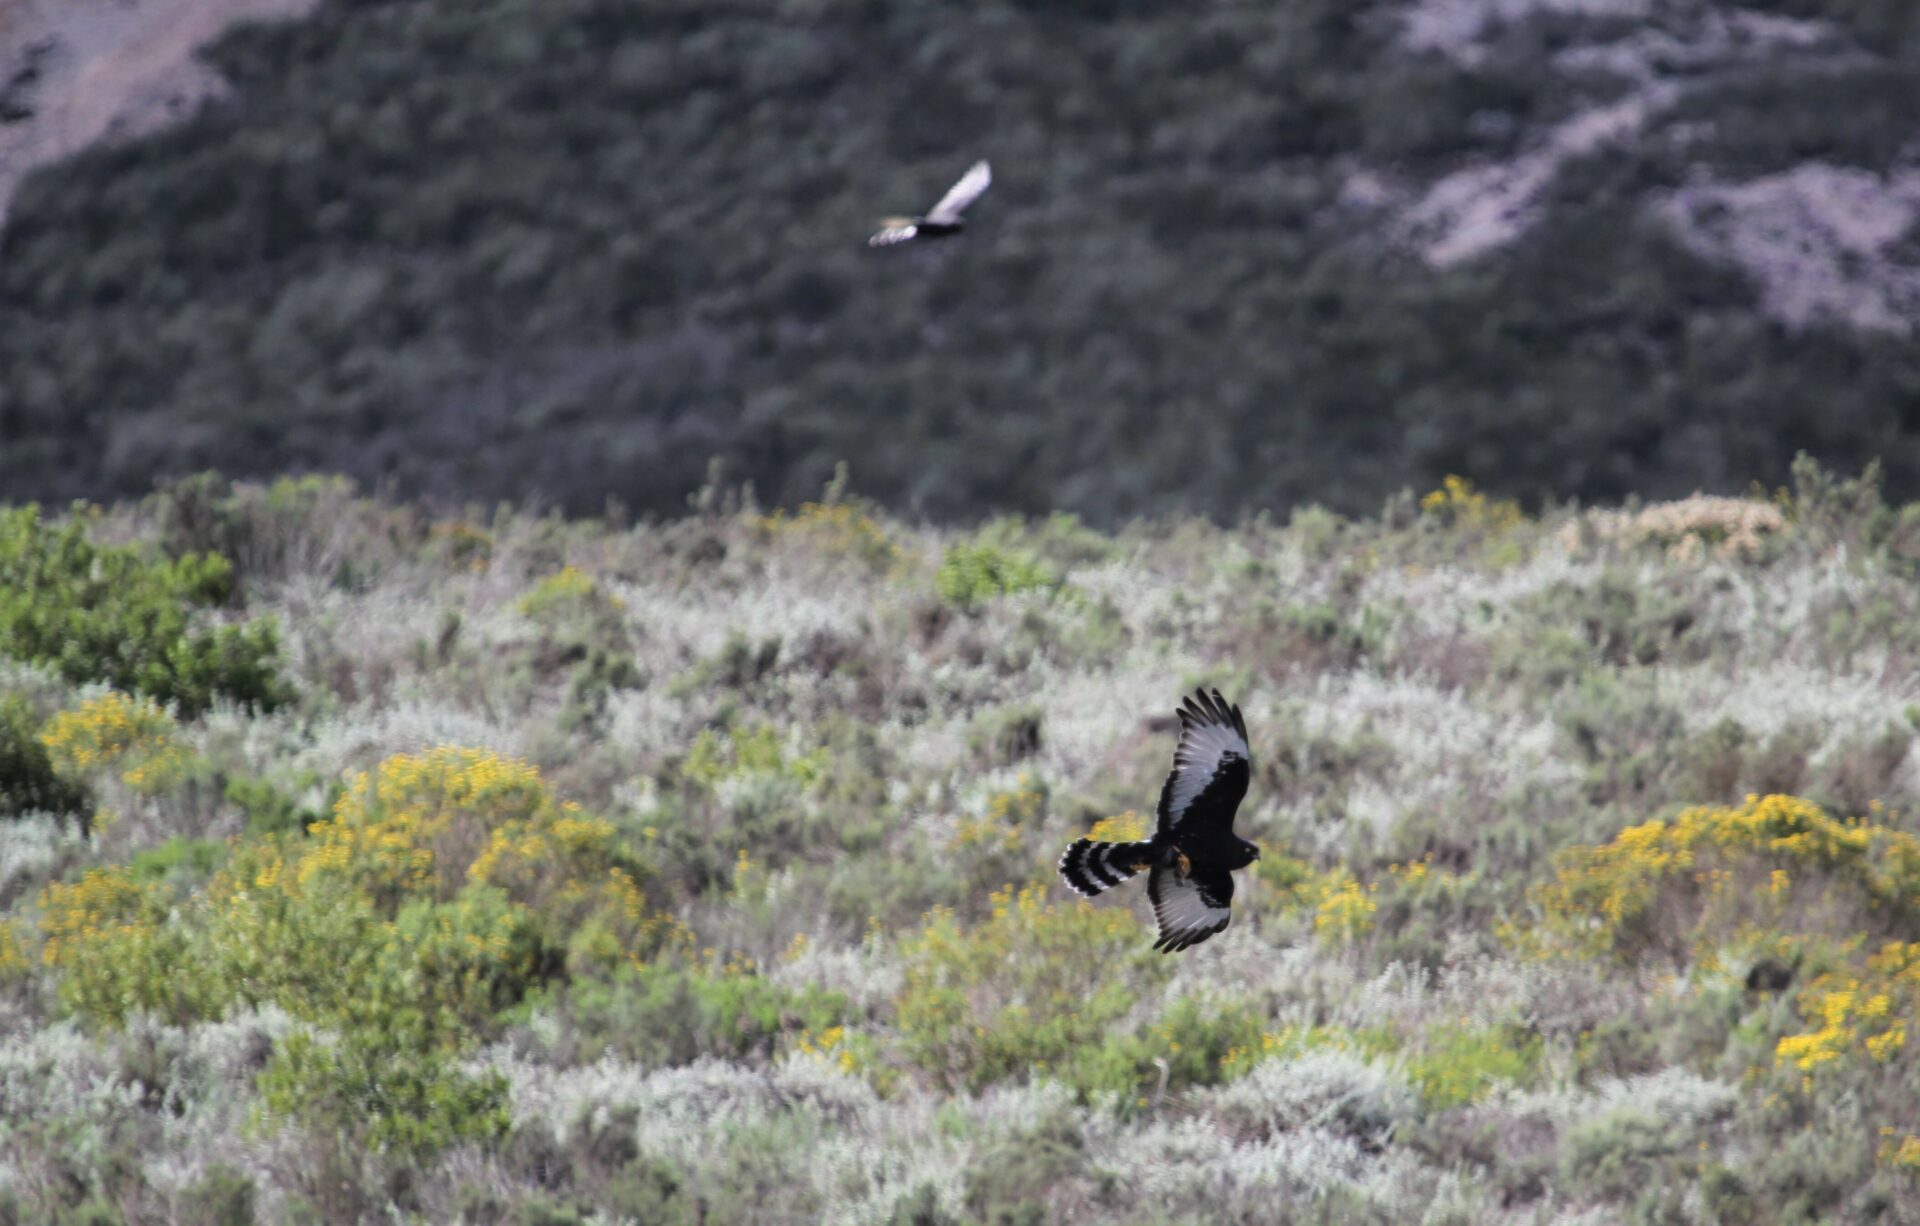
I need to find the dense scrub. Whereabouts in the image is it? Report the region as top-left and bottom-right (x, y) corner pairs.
(2, 463), (1920, 1221)
(4, 0), (1920, 521)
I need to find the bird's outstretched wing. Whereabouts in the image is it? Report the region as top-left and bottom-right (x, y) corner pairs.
(923, 160), (991, 225)
(868, 217), (921, 247)
(1149, 864), (1233, 953)
(1154, 688), (1251, 835)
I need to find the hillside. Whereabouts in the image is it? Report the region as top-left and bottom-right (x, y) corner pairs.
(4, 0), (1920, 521)
(3, 466), (1920, 1221)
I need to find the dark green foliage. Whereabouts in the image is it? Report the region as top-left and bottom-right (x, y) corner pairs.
(54, 1202), (122, 1226)
(674, 632), (782, 696)
(0, 507), (290, 715)
(1557, 1107), (1684, 1202)
(601, 1154), (702, 1226)
(180, 1164), (257, 1226)
(5, 3), (1920, 522)
(0, 696), (88, 819)
(543, 963), (850, 1067)
(968, 703), (1044, 766)
(886, 1184), (963, 1226)
(151, 472), (387, 588)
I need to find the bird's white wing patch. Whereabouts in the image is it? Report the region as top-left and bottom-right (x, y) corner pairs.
(1163, 691), (1251, 822)
(868, 220), (920, 247)
(1149, 867), (1232, 953)
(925, 160), (991, 224)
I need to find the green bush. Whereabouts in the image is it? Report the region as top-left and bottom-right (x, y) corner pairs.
(223, 771), (338, 836)
(935, 543), (1062, 612)
(549, 961), (849, 1067)
(180, 1164), (256, 1226)
(258, 1026), (510, 1158)
(126, 837), (226, 887)
(0, 507), (290, 715)
(895, 883), (1165, 1093)
(1064, 995), (1268, 1102)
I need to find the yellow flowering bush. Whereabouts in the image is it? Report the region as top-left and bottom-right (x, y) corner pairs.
(1222, 1022), (1382, 1080)
(40, 748), (682, 1029)
(1775, 942), (1919, 1076)
(34, 747), (686, 1153)
(40, 692), (190, 794)
(38, 866), (208, 1021)
(1251, 850), (1377, 945)
(1523, 794), (1920, 964)
(1526, 795), (1920, 1127)
(0, 921), (26, 981)
(791, 1023), (892, 1090)
(1403, 1025), (1541, 1108)
(1315, 877), (1378, 942)
(1420, 475), (1523, 533)
(1880, 1131), (1920, 1175)
(517, 565), (623, 622)
(952, 777), (1048, 855)
(681, 724), (825, 792)
(754, 502), (902, 572)
(1085, 811), (1149, 844)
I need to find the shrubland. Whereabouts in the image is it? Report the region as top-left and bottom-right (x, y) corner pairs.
(2, 461), (1920, 1222)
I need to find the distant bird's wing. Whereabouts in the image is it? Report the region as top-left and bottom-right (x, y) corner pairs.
(868, 217), (921, 247)
(1154, 688), (1251, 836)
(1149, 864), (1233, 953)
(923, 160), (991, 225)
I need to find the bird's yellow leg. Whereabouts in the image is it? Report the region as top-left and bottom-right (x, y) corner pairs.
(1175, 850), (1192, 877)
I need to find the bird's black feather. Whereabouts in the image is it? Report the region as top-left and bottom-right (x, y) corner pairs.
(1055, 687), (1259, 954)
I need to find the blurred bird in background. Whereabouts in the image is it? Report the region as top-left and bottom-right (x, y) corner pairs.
(868, 159), (991, 247)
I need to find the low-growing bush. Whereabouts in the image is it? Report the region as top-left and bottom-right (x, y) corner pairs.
(0, 506), (290, 715)
(35, 748), (684, 1154)
(0, 696), (88, 819)
(39, 692), (191, 796)
(895, 883), (1164, 1093)
(935, 542), (1063, 612)
(1522, 794), (1920, 965)
(258, 1024), (512, 1157)
(547, 960), (850, 1068)
(753, 501), (903, 573)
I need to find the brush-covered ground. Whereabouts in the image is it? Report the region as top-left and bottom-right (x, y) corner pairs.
(5, 461), (1920, 1223)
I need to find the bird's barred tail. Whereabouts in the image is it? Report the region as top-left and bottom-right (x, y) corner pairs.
(1059, 839), (1156, 898)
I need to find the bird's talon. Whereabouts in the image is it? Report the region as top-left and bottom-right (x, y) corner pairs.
(1175, 851), (1192, 877)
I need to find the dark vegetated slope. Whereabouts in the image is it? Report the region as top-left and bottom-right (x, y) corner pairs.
(2, 0), (1919, 520)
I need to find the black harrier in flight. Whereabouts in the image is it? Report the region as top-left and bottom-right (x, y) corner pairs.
(868, 160), (992, 247)
(1058, 689), (1258, 953)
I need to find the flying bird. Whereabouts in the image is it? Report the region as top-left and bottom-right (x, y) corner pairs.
(1059, 689), (1259, 953)
(868, 160), (992, 248)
